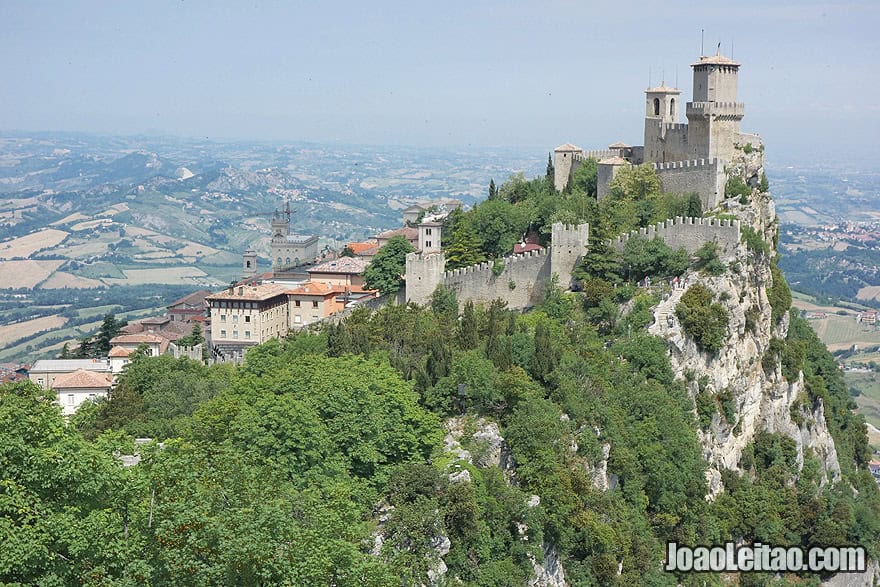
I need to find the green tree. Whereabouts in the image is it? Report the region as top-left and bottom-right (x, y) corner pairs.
(445, 223), (487, 270)
(94, 313), (127, 357)
(364, 235), (415, 295)
(458, 300), (479, 350)
(340, 245), (355, 257)
(570, 157), (598, 196)
(488, 178), (497, 199)
(546, 152), (555, 185)
(608, 164), (662, 200)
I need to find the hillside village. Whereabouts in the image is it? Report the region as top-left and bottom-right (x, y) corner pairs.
(18, 50), (773, 418)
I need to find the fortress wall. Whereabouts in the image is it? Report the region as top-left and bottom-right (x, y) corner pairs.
(574, 149), (614, 162)
(661, 124), (689, 163)
(442, 249), (551, 310)
(611, 216), (741, 259)
(654, 158), (726, 211)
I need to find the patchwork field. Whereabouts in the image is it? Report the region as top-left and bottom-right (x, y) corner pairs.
(0, 228), (68, 258)
(846, 371), (880, 451)
(40, 272), (105, 289)
(103, 266), (210, 285)
(857, 285), (880, 301)
(0, 259), (64, 288)
(0, 315), (68, 347)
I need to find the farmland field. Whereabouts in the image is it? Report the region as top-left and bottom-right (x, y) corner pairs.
(0, 260), (64, 288)
(40, 272), (105, 289)
(104, 266), (209, 285)
(0, 228), (68, 258)
(0, 315), (67, 348)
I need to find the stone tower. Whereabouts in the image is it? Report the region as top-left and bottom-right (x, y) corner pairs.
(686, 53), (744, 162)
(550, 222), (589, 290)
(553, 143), (582, 192)
(643, 84), (684, 163)
(418, 221), (442, 254)
(242, 249), (257, 280)
(405, 251), (446, 306)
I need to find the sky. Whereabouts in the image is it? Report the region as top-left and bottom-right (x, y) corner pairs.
(2, 0), (878, 165)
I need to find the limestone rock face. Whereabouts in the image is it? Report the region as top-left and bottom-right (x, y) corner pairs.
(528, 544), (567, 587)
(650, 233), (841, 497)
(822, 559), (880, 587)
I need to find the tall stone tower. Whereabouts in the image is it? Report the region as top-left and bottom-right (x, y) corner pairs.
(242, 249), (257, 280)
(643, 84), (683, 163)
(686, 53), (744, 162)
(418, 221), (442, 254)
(550, 222), (589, 290)
(553, 144), (582, 192)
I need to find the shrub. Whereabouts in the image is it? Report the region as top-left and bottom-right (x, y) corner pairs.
(693, 241), (726, 275)
(675, 284), (729, 354)
(741, 225), (771, 255)
(492, 258), (505, 276)
(768, 265), (792, 325)
(725, 176), (751, 201)
(742, 143), (754, 154)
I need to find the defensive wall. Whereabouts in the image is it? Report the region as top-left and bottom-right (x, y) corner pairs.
(406, 223), (588, 310)
(610, 216), (741, 259)
(405, 217), (740, 309)
(653, 158), (726, 211)
(443, 249), (551, 309)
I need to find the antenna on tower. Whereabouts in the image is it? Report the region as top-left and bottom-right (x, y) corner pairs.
(700, 29), (705, 57)
(661, 67), (665, 86)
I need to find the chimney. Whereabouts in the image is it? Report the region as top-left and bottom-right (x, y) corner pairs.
(238, 286), (244, 296)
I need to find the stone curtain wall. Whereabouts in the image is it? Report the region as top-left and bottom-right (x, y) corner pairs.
(654, 158), (726, 211)
(442, 250), (551, 310)
(611, 216), (741, 259)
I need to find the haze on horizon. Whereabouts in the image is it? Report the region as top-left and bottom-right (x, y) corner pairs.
(2, 0), (877, 166)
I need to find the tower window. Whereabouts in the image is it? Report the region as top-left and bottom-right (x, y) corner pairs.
(246, 260), (251, 268)
(669, 98), (675, 117)
(653, 98), (660, 116)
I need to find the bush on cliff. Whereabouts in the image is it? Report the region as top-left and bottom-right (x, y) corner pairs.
(675, 283), (729, 353)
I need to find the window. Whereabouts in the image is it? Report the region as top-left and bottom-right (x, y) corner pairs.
(312, 301), (318, 308)
(295, 300), (301, 307)
(37, 377), (44, 386)
(294, 315), (302, 324)
(286, 257), (291, 266)
(312, 315), (319, 322)
(233, 315), (238, 323)
(426, 228), (432, 235)
(277, 257), (282, 266)
(426, 240), (432, 249)
(245, 315), (251, 323)
(246, 260), (251, 268)
(653, 98), (660, 116)
(67, 394), (74, 405)
(220, 329), (227, 338)
(233, 330), (239, 339)
(88, 393), (96, 399)
(245, 330), (251, 339)
(669, 98), (676, 117)
(220, 314), (226, 322)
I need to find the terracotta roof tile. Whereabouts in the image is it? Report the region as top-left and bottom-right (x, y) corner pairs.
(52, 369), (112, 389)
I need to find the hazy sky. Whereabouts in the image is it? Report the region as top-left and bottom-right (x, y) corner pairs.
(2, 1), (877, 164)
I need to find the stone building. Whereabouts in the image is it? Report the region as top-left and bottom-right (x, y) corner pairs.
(269, 207), (319, 272)
(555, 51), (761, 211)
(206, 283), (292, 354)
(51, 369), (113, 417)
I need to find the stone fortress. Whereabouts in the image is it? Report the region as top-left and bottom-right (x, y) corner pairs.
(406, 50), (757, 308)
(555, 51), (762, 212)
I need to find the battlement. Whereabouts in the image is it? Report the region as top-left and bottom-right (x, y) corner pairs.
(574, 149), (614, 162)
(611, 216), (740, 258)
(687, 101), (745, 118)
(661, 122), (688, 132)
(653, 157), (720, 171)
(443, 248), (548, 280)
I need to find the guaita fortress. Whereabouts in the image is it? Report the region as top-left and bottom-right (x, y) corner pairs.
(406, 51), (762, 308)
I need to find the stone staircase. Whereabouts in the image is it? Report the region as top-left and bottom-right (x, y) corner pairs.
(649, 277), (690, 337)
